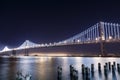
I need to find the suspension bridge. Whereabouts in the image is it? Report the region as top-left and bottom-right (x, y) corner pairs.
(0, 22), (120, 56)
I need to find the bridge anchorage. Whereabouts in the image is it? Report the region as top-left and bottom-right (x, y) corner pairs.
(0, 21), (120, 56)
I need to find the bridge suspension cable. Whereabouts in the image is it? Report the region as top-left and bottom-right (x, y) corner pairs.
(62, 22), (120, 44)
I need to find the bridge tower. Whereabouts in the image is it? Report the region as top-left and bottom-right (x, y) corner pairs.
(25, 40), (29, 56)
(99, 21), (105, 56)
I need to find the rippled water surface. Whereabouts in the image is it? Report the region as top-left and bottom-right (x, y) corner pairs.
(0, 56), (120, 80)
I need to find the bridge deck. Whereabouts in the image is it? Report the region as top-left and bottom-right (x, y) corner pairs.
(1, 42), (120, 57)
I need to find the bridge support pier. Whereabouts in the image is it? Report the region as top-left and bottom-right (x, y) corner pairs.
(99, 22), (105, 57)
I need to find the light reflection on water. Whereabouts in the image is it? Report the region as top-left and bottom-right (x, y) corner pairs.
(0, 57), (120, 80)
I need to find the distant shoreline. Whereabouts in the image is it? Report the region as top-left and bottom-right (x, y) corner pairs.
(1, 55), (120, 58)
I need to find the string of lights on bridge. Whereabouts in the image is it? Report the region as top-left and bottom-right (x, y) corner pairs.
(0, 22), (120, 53)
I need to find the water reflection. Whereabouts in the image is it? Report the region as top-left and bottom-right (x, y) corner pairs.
(98, 70), (102, 80)
(112, 71), (117, 80)
(0, 57), (120, 80)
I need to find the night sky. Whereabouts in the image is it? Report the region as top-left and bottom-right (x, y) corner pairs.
(0, 0), (120, 48)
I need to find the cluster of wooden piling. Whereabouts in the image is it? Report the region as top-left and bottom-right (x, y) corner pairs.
(103, 62), (120, 77)
(16, 71), (32, 80)
(81, 64), (91, 80)
(70, 65), (78, 80)
(57, 61), (120, 80)
(57, 66), (62, 80)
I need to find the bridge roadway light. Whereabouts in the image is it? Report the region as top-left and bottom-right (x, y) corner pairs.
(109, 36), (112, 39)
(77, 40), (80, 43)
(95, 38), (99, 41)
(102, 36), (105, 40)
(95, 38), (97, 40)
